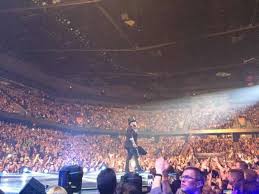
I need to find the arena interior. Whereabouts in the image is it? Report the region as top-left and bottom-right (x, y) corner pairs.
(0, 0), (258, 194)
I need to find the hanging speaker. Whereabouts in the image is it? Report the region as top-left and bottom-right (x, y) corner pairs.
(233, 133), (240, 142)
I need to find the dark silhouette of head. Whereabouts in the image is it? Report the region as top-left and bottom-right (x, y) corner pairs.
(97, 168), (117, 194)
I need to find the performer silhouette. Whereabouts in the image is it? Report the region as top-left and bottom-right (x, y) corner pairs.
(124, 117), (142, 173)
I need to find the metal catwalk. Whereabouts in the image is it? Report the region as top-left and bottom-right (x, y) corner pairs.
(0, 171), (151, 194)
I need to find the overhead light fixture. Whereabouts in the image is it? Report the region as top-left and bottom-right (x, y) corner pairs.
(121, 13), (135, 27)
(216, 72), (231, 77)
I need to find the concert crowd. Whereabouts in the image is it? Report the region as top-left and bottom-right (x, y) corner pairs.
(0, 80), (258, 193)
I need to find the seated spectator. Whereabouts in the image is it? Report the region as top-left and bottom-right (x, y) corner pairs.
(46, 186), (67, 194)
(97, 168), (117, 194)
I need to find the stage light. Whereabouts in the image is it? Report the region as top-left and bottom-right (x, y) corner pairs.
(83, 167), (88, 173)
(99, 163), (107, 171)
(59, 165), (83, 194)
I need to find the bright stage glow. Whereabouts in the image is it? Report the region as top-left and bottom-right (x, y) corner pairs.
(143, 85), (259, 130)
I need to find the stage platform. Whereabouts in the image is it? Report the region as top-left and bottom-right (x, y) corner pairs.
(0, 171), (152, 194)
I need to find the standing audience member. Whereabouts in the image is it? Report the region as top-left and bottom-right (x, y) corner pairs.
(46, 186), (67, 194)
(97, 168), (117, 194)
(236, 161), (249, 171)
(244, 169), (259, 194)
(226, 169), (245, 194)
(178, 167), (205, 194)
(151, 157), (205, 194)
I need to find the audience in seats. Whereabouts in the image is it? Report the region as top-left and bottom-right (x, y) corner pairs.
(0, 81), (259, 132)
(0, 121), (257, 193)
(0, 80), (258, 193)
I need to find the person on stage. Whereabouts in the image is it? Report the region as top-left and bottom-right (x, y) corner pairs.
(124, 116), (143, 173)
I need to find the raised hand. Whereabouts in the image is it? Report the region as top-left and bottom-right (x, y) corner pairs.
(155, 157), (169, 174)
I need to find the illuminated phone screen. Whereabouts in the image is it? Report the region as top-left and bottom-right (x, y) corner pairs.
(223, 189), (232, 194)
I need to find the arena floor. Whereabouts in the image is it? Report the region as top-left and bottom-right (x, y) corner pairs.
(0, 171), (152, 194)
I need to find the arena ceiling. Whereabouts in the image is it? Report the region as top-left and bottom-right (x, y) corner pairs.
(0, 0), (259, 103)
